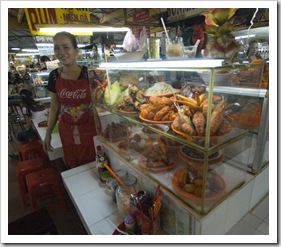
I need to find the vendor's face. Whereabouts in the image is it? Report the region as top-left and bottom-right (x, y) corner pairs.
(53, 35), (78, 66)
(250, 42), (259, 55)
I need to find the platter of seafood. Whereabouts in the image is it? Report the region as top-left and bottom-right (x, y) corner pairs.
(171, 97), (233, 140)
(137, 137), (177, 172)
(171, 168), (226, 201)
(139, 95), (178, 123)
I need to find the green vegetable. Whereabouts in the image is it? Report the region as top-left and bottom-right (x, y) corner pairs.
(104, 80), (121, 107)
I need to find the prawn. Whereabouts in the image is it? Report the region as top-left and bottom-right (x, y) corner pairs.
(182, 105), (193, 117)
(192, 111), (205, 136)
(173, 102), (196, 135)
(202, 103), (215, 119)
(210, 98), (226, 135)
(217, 119), (232, 135)
(179, 108), (197, 135)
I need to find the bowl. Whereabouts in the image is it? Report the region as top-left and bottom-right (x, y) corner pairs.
(199, 71), (232, 86)
(112, 51), (145, 62)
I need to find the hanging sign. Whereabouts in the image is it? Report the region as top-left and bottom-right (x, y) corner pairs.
(24, 8), (91, 36)
(132, 9), (150, 40)
(167, 8), (210, 23)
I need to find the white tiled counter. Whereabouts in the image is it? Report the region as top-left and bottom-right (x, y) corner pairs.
(61, 162), (124, 235)
(60, 135), (270, 236)
(31, 111), (64, 161)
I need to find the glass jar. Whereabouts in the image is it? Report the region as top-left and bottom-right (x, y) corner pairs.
(115, 175), (137, 217)
(110, 169), (129, 203)
(147, 37), (161, 59)
(166, 37), (184, 58)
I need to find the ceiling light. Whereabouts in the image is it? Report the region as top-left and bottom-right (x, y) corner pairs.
(35, 25), (130, 35)
(21, 49), (39, 53)
(235, 34), (255, 39)
(99, 59), (225, 69)
(16, 53), (40, 56)
(11, 48), (20, 51)
(36, 43), (54, 47)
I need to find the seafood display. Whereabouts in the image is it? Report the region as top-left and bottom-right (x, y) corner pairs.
(172, 98), (232, 138)
(117, 83), (148, 112)
(139, 96), (178, 122)
(171, 168), (226, 200)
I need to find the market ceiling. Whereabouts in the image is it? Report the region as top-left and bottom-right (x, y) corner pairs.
(8, 8), (269, 52)
(8, 8), (166, 52)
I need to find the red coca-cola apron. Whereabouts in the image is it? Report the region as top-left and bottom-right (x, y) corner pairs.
(55, 67), (96, 168)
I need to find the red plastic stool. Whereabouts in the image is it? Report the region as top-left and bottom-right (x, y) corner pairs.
(18, 140), (49, 163)
(16, 157), (46, 208)
(25, 167), (67, 211)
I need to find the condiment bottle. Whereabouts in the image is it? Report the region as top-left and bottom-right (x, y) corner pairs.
(96, 145), (108, 175)
(124, 214), (136, 233)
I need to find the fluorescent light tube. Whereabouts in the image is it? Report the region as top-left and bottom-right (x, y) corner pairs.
(235, 34), (255, 39)
(36, 25), (130, 34)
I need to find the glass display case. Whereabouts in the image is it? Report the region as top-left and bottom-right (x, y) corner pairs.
(88, 59), (267, 215)
(30, 71), (51, 98)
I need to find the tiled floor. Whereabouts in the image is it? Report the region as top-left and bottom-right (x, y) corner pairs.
(226, 193), (269, 235)
(7, 124), (87, 235)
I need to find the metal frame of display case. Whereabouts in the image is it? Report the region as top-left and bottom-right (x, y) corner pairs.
(89, 59), (267, 215)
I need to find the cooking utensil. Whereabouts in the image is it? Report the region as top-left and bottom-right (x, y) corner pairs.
(103, 163), (125, 186)
(152, 185), (162, 219)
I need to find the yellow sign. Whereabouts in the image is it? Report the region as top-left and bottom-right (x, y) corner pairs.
(24, 8), (91, 36)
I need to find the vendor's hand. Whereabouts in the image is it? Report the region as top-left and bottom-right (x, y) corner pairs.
(43, 135), (54, 152)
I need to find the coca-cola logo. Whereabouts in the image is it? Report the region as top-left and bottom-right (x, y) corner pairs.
(60, 88), (87, 99)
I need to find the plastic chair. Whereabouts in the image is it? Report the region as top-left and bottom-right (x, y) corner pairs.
(18, 140), (49, 163)
(16, 157), (45, 208)
(25, 167), (67, 211)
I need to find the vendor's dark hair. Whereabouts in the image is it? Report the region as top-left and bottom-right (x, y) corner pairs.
(53, 31), (78, 49)
(40, 55), (51, 62)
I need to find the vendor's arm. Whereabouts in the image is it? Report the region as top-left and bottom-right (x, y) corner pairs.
(43, 92), (60, 151)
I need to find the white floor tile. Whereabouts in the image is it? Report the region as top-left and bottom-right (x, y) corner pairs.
(253, 229), (266, 235)
(251, 195), (269, 220)
(226, 220), (256, 235)
(264, 214), (269, 224)
(242, 213), (263, 229)
(257, 222), (269, 235)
